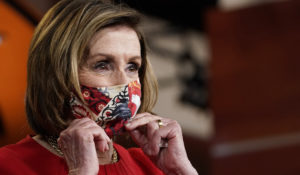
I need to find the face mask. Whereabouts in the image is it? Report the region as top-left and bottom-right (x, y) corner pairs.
(69, 79), (141, 137)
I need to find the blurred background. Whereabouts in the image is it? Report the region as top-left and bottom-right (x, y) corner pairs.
(1, 0), (300, 174)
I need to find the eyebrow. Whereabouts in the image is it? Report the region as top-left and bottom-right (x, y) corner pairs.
(89, 53), (142, 62)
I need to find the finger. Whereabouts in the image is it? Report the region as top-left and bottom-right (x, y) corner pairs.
(156, 121), (183, 144)
(151, 121), (183, 154)
(59, 129), (73, 143)
(85, 125), (111, 143)
(147, 120), (159, 142)
(70, 118), (111, 142)
(69, 117), (91, 126)
(128, 129), (148, 147)
(76, 119), (100, 129)
(125, 114), (161, 130)
(146, 121), (161, 156)
(132, 112), (152, 119)
(66, 118), (93, 132)
(68, 125), (110, 153)
(57, 137), (67, 151)
(95, 139), (109, 152)
(87, 126), (111, 152)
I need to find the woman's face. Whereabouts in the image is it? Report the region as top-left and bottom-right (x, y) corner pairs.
(79, 25), (141, 87)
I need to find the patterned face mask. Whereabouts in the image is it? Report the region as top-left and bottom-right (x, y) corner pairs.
(69, 79), (141, 137)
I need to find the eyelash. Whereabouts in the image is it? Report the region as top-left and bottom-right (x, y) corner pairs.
(127, 62), (140, 72)
(93, 61), (140, 72)
(93, 61), (109, 70)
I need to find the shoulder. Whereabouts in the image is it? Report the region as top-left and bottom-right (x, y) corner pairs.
(0, 135), (40, 159)
(0, 135), (34, 158)
(0, 136), (38, 173)
(0, 135), (65, 174)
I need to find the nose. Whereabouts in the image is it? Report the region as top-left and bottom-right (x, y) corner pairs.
(113, 69), (130, 85)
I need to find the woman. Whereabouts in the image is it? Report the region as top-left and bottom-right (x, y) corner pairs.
(0, 0), (198, 174)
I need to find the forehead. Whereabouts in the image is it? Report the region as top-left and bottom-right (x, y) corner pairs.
(88, 25), (141, 57)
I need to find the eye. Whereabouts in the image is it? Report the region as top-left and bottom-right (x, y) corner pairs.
(93, 61), (110, 71)
(127, 62), (140, 72)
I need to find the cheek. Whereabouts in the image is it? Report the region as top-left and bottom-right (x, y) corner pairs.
(78, 69), (108, 87)
(128, 73), (139, 80)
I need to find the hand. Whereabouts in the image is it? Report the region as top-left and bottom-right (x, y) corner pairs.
(58, 118), (111, 175)
(125, 113), (198, 175)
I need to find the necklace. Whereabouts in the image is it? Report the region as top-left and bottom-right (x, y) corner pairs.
(47, 136), (118, 163)
(47, 136), (64, 156)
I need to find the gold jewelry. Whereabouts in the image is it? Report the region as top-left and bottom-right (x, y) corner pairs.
(155, 120), (168, 148)
(47, 136), (64, 156)
(157, 119), (164, 128)
(46, 136), (118, 163)
(111, 147), (118, 163)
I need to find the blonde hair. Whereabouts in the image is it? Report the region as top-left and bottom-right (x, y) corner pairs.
(26, 0), (158, 137)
